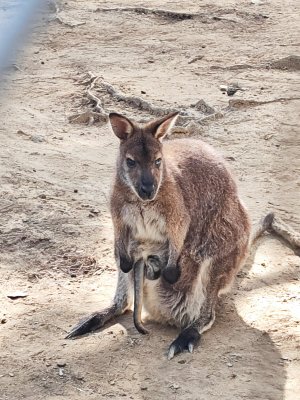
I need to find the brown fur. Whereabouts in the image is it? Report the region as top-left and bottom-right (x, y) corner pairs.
(108, 113), (251, 359)
(67, 112), (252, 359)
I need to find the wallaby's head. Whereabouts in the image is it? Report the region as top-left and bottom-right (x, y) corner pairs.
(109, 112), (178, 201)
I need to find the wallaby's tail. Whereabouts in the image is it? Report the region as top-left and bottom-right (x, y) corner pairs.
(250, 212), (275, 245)
(269, 214), (300, 255)
(133, 259), (149, 335)
(251, 212), (300, 255)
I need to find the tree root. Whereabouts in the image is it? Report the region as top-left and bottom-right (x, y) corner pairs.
(69, 72), (108, 125)
(99, 79), (178, 117)
(228, 97), (300, 110)
(95, 7), (195, 21)
(48, 3), (86, 27)
(211, 56), (300, 72)
(70, 72), (224, 129)
(94, 7), (267, 24)
(68, 111), (107, 125)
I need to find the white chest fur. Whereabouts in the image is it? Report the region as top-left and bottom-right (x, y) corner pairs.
(121, 204), (167, 260)
(122, 204), (166, 242)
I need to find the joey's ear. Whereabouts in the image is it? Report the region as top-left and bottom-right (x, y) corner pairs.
(109, 112), (134, 140)
(147, 112), (179, 141)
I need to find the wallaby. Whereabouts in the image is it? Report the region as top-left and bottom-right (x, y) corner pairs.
(66, 112), (300, 359)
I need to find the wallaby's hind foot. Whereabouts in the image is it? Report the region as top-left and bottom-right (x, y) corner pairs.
(66, 305), (119, 339)
(167, 327), (200, 360)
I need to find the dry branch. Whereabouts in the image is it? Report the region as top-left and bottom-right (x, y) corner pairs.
(70, 72), (223, 129)
(228, 97), (300, 110)
(95, 7), (195, 21)
(95, 7), (266, 24)
(69, 72), (108, 125)
(100, 80), (178, 117)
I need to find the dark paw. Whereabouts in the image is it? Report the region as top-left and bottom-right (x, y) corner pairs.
(162, 265), (181, 284)
(167, 327), (200, 360)
(119, 254), (134, 273)
(145, 255), (162, 280)
(65, 313), (105, 339)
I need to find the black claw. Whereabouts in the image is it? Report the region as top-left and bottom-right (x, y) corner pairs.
(162, 265), (181, 284)
(66, 313), (104, 339)
(119, 255), (134, 273)
(167, 327), (200, 359)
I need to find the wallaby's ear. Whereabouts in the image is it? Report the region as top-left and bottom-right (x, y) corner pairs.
(147, 112), (179, 141)
(109, 112), (134, 141)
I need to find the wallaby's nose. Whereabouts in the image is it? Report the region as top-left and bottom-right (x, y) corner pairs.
(141, 183), (155, 198)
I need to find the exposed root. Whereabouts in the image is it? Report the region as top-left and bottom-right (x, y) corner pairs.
(188, 55), (204, 64)
(48, 3), (85, 27)
(211, 64), (255, 71)
(267, 55), (300, 72)
(95, 7), (267, 24)
(98, 79), (223, 125)
(211, 56), (300, 72)
(70, 72), (224, 129)
(228, 97), (300, 110)
(171, 121), (203, 136)
(68, 111), (107, 125)
(99, 80), (179, 117)
(52, 15), (86, 27)
(95, 7), (195, 21)
(69, 72), (108, 125)
(86, 73), (106, 114)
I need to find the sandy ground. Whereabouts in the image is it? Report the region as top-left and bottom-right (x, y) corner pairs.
(0, 1), (300, 399)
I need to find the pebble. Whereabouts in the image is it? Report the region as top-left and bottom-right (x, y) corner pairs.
(169, 383), (180, 390)
(7, 291), (28, 299)
(57, 360), (66, 367)
(227, 363), (233, 367)
(30, 135), (45, 143)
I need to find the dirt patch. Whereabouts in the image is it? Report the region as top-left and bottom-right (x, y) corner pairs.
(0, 1), (299, 399)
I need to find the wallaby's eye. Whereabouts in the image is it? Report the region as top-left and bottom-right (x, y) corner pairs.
(126, 158), (136, 168)
(155, 158), (162, 167)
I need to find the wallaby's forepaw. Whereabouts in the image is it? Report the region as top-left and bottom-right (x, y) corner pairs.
(119, 254), (134, 273)
(167, 327), (200, 360)
(145, 255), (162, 280)
(162, 265), (181, 284)
(66, 312), (105, 339)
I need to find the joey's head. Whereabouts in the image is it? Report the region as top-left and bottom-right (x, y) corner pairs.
(109, 112), (178, 201)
